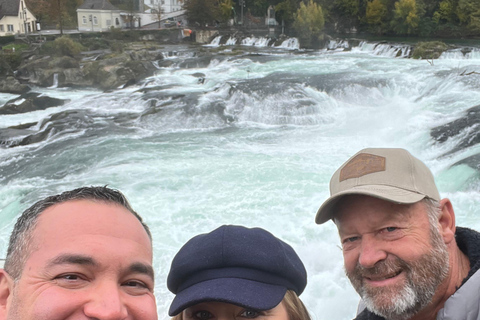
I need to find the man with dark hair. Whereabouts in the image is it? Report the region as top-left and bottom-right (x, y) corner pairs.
(0, 186), (157, 320)
(316, 148), (480, 320)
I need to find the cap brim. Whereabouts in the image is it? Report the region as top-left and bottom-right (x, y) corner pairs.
(315, 185), (426, 224)
(168, 278), (287, 316)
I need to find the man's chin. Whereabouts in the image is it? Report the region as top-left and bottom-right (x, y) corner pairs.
(361, 284), (418, 320)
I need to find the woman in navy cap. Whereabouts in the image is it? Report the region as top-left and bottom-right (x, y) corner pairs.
(167, 225), (310, 320)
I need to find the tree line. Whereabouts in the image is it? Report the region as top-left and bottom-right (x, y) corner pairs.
(185, 0), (480, 43)
(24, 0), (480, 44)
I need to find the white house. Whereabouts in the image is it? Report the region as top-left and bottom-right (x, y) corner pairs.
(77, 0), (122, 32)
(146, 0), (182, 14)
(0, 0), (37, 36)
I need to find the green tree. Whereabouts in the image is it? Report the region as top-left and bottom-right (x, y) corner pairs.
(26, 0), (80, 29)
(433, 0), (457, 23)
(457, 0), (480, 34)
(366, 0), (388, 33)
(184, 0), (220, 26)
(331, 0), (360, 32)
(391, 0), (420, 34)
(292, 0), (325, 47)
(274, 0), (297, 27)
(218, 0), (234, 22)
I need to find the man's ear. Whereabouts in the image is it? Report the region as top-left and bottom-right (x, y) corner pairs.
(438, 198), (456, 244)
(0, 269), (14, 320)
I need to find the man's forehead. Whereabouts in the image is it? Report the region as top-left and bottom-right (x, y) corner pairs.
(34, 199), (151, 246)
(333, 195), (420, 223)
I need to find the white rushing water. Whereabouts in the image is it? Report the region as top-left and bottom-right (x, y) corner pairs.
(1, 39), (480, 320)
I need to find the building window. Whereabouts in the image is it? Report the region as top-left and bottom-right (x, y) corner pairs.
(115, 18), (120, 25)
(93, 16), (98, 25)
(106, 19), (111, 26)
(7, 25), (13, 32)
(83, 16), (87, 24)
(0, 25), (4, 32)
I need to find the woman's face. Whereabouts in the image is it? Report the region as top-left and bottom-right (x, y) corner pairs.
(182, 301), (289, 320)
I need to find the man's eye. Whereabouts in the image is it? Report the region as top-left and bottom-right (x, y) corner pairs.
(343, 236), (359, 243)
(194, 310), (213, 320)
(53, 273), (89, 289)
(385, 227), (397, 232)
(124, 280), (147, 288)
(56, 274), (82, 281)
(240, 309), (261, 318)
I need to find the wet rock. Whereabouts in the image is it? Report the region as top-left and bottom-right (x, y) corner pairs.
(0, 76), (30, 94)
(431, 105), (480, 156)
(0, 93), (69, 115)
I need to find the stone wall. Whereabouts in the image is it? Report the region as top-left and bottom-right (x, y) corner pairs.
(194, 30), (219, 44)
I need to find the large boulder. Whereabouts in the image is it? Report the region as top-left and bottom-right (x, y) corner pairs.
(0, 76), (30, 94)
(0, 92), (69, 115)
(13, 48), (161, 91)
(16, 56), (80, 87)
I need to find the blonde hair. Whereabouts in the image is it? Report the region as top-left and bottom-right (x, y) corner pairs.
(171, 290), (311, 320)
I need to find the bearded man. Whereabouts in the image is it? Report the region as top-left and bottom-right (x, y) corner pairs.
(315, 148), (480, 320)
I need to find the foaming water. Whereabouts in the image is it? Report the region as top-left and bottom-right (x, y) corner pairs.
(2, 41), (480, 320)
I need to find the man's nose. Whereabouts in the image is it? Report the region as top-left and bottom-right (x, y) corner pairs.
(83, 283), (128, 320)
(358, 236), (387, 268)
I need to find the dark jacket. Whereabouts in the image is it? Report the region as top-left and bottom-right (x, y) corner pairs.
(354, 227), (480, 320)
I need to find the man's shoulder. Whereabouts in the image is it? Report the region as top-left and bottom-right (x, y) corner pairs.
(438, 265), (480, 319)
(456, 226), (480, 280)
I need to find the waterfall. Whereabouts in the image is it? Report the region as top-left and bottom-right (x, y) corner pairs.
(204, 36), (222, 47)
(49, 73), (59, 89)
(276, 38), (299, 50)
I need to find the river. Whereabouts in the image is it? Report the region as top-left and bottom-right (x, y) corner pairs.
(1, 37), (480, 319)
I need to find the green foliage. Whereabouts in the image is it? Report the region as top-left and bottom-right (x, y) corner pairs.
(2, 43), (29, 51)
(218, 0), (234, 21)
(391, 0), (421, 34)
(275, 0), (299, 26)
(40, 36), (85, 57)
(331, 0), (360, 32)
(412, 41), (448, 59)
(0, 36), (15, 46)
(0, 52), (22, 73)
(433, 0), (457, 23)
(366, 0), (388, 34)
(79, 38), (110, 51)
(417, 16), (437, 35)
(184, 0), (220, 26)
(457, 0), (480, 33)
(110, 41), (125, 53)
(293, 0), (325, 47)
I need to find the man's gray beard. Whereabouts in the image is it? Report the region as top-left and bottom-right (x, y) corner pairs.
(346, 229), (449, 320)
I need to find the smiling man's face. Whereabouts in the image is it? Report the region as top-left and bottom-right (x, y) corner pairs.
(0, 199), (157, 320)
(334, 195), (449, 320)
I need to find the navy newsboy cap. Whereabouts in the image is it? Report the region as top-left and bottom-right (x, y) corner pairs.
(167, 225), (307, 316)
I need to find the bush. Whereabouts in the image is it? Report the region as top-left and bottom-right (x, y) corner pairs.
(40, 36), (85, 57)
(80, 37), (110, 50)
(0, 36), (15, 46)
(412, 41), (449, 59)
(0, 52), (21, 74)
(110, 41), (125, 53)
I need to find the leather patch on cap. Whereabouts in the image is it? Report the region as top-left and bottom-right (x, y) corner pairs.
(340, 153), (386, 182)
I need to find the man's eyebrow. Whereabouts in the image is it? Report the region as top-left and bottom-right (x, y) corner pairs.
(128, 262), (155, 281)
(46, 254), (97, 268)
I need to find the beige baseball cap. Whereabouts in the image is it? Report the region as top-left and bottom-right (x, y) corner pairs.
(315, 148), (441, 224)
